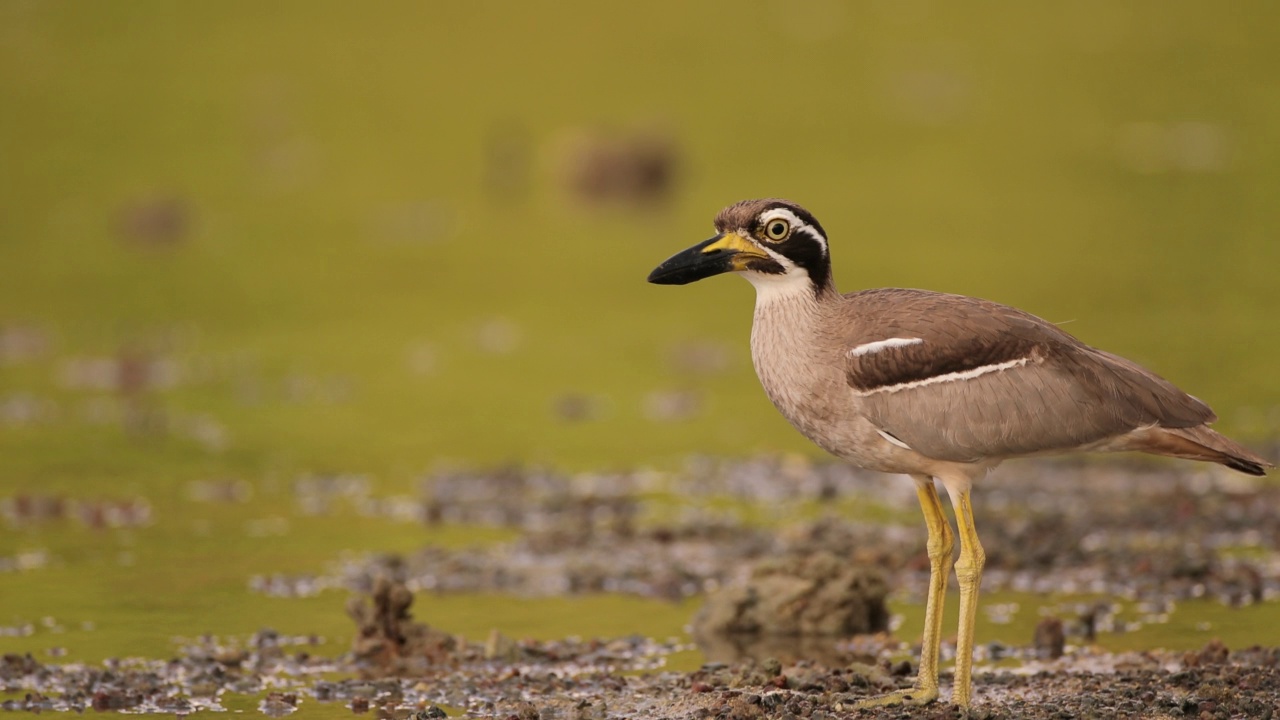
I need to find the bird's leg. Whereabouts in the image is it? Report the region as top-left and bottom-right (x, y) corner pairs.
(947, 485), (986, 709)
(854, 475), (954, 709)
(913, 476), (955, 697)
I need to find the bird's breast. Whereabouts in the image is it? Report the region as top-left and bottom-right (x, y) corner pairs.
(750, 301), (863, 454)
(748, 296), (922, 473)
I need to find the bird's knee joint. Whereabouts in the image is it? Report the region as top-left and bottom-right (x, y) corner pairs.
(926, 536), (954, 564)
(955, 548), (986, 581)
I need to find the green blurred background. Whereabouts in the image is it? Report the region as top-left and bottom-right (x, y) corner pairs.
(2, 0), (1278, 666)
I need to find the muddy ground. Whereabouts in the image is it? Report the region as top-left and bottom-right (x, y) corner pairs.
(6, 456), (1280, 717)
(5, 626), (1280, 718)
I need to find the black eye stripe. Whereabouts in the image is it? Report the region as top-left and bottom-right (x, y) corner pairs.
(787, 225), (819, 242)
(765, 226), (827, 258)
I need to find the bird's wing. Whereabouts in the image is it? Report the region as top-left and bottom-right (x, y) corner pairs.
(841, 289), (1214, 462)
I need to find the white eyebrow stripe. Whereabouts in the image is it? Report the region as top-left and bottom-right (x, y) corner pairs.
(853, 357), (1030, 397)
(761, 208), (805, 226)
(848, 337), (924, 357)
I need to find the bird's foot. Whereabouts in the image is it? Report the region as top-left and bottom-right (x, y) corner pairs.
(852, 685), (939, 709)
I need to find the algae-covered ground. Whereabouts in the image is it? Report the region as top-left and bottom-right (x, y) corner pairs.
(3, 2), (1280, 717)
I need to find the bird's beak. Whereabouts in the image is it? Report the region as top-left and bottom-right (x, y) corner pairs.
(647, 232), (765, 285)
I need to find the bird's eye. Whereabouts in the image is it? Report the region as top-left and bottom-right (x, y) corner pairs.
(764, 219), (790, 241)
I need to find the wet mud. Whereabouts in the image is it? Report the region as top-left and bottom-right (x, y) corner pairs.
(6, 622), (1280, 718)
(7, 456), (1280, 717)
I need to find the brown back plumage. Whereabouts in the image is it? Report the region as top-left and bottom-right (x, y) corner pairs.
(835, 288), (1267, 473)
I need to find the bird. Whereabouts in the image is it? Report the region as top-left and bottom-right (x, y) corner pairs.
(646, 198), (1271, 709)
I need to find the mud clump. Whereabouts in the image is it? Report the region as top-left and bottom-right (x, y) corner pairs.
(692, 551), (889, 651)
(1183, 637), (1230, 667)
(346, 576), (460, 673)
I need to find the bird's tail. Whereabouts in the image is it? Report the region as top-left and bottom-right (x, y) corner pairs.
(1138, 425), (1271, 476)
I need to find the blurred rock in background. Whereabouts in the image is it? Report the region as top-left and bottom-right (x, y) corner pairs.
(556, 125), (680, 209)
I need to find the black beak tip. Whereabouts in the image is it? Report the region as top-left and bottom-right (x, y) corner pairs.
(647, 236), (733, 286)
(647, 265), (679, 284)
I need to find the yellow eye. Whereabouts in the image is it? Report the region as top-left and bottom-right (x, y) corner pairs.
(764, 218), (790, 241)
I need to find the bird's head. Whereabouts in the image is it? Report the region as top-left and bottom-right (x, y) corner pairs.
(646, 198), (833, 296)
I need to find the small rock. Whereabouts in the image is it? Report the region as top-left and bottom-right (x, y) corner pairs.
(485, 629), (518, 661)
(1034, 617), (1066, 660)
(1184, 638), (1230, 667)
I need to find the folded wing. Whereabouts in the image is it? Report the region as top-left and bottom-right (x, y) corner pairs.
(841, 289), (1215, 462)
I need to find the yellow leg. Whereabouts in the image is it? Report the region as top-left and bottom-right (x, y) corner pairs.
(855, 475), (954, 709)
(948, 485), (986, 708)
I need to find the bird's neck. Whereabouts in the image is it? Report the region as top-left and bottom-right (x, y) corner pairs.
(744, 269), (837, 310)
(746, 271), (836, 362)
(746, 271), (844, 451)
